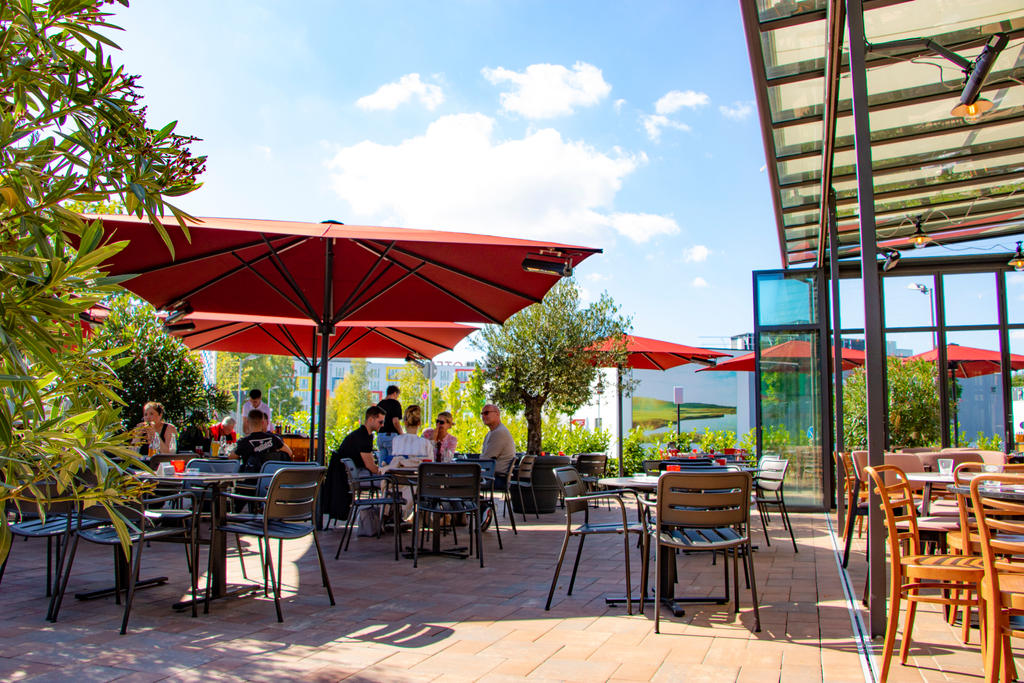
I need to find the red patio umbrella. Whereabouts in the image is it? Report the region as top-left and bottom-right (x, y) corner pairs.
(90, 214), (598, 462)
(904, 344), (1024, 444)
(169, 312), (476, 450)
(590, 335), (728, 475)
(698, 339), (866, 373)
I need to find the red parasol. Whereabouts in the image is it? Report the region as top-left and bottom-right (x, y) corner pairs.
(699, 339), (865, 373)
(904, 344), (1024, 378)
(590, 335), (727, 475)
(90, 213), (596, 462)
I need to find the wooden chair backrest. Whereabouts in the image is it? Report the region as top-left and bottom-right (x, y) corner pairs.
(864, 464), (921, 559)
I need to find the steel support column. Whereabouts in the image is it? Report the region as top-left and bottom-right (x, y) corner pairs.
(316, 239), (334, 466)
(845, 0), (887, 638)
(997, 273), (1013, 453)
(828, 190), (845, 522)
(936, 277), (950, 447)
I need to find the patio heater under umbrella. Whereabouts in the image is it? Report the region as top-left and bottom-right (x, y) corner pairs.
(904, 344), (1024, 445)
(590, 335), (727, 476)
(89, 214), (599, 463)
(168, 311), (476, 453)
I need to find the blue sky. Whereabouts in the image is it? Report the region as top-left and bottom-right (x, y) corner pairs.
(109, 1), (785, 355)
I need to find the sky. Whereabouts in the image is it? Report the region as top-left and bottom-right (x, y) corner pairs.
(107, 1), (779, 359)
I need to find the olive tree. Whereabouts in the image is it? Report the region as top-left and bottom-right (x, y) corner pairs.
(476, 279), (630, 454)
(1, 0), (205, 558)
(843, 357), (941, 449)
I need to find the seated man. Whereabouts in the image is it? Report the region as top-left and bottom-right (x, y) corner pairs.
(236, 409), (292, 473)
(331, 405), (386, 479)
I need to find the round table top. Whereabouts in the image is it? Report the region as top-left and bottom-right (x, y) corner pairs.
(905, 472), (956, 483)
(599, 475), (660, 491)
(947, 482), (1024, 501)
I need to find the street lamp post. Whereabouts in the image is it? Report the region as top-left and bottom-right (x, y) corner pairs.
(908, 282), (936, 347)
(236, 354), (258, 425)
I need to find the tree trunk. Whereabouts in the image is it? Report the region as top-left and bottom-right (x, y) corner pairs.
(525, 397), (545, 454)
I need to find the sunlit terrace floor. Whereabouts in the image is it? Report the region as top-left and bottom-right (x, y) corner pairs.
(0, 501), (1012, 682)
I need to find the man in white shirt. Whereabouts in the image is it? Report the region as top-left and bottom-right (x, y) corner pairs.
(241, 388), (272, 434)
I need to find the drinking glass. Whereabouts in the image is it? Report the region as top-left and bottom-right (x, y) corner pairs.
(171, 459), (186, 474)
(666, 464), (681, 472)
(937, 459), (954, 476)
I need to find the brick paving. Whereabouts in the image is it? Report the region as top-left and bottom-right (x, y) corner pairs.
(0, 503), (1011, 681)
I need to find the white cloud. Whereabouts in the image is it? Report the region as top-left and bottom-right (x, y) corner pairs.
(482, 61), (611, 118)
(719, 100), (754, 121)
(585, 272), (611, 282)
(692, 277), (709, 288)
(326, 113), (670, 244)
(614, 98), (626, 113)
(641, 114), (690, 142)
(655, 90), (709, 115)
(608, 212), (679, 242)
(682, 245), (710, 262)
(356, 73), (444, 111)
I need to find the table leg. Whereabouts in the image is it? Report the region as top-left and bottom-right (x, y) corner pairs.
(921, 481), (933, 516)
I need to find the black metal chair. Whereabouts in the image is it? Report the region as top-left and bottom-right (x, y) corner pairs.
(0, 482), (100, 599)
(335, 459), (403, 561)
(545, 466), (643, 613)
(49, 491), (200, 634)
(511, 455), (540, 522)
(476, 459), (504, 549)
(753, 457), (797, 552)
(639, 471), (760, 633)
(412, 463), (483, 568)
(217, 466), (334, 622)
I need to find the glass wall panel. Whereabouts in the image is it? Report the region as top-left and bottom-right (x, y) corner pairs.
(757, 271), (818, 326)
(1012, 330), (1024, 454)
(883, 275), (936, 330)
(1008, 271), (1024, 326)
(883, 332), (940, 450)
(945, 330), (1003, 448)
(758, 331), (822, 506)
(943, 272), (998, 327)
(838, 277), (864, 331)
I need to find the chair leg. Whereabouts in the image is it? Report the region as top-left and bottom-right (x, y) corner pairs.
(879, 576), (903, 683)
(48, 532), (79, 623)
(393, 496), (401, 562)
(204, 529), (215, 614)
(899, 592), (919, 664)
(120, 541), (144, 635)
(842, 509), (858, 567)
(654, 541), (662, 634)
(336, 504), (358, 559)
(545, 529), (573, 610)
(504, 492), (518, 535)
(622, 529), (632, 616)
(189, 525), (199, 620)
(491, 503), (503, 550)
(311, 531), (335, 606)
(746, 541), (761, 632)
(46, 537), (53, 597)
(277, 539), (283, 592)
(639, 531), (650, 616)
(567, 534), (587, 596)
(113, 545), (123, 606)
(235, 533), (250, 580)
(530, 485), (539, 520)
(264, 539), (283, 623)
(757, 501), (772, 547)
(517, 485), (527, 523)
(476, 510), (484, 569)
(779, 497), (797, 552)
(412, 507), (422, 569)
(732, 547), (740, 615)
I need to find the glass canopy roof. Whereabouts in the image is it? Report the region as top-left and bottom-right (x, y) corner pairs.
(744, 0), (1024, 266)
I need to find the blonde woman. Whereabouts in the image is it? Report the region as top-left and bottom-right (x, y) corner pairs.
(389, 405), (432, 460)
(421, 411), (458, 463)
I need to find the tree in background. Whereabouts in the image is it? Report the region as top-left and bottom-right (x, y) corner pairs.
(326, 359), (372, 430)
(843, 357), (941, 449)
(215, 352), (301, 418)
(477, 279), (630, 453)
(0, 1), (205, 559)
(95, 295), (230, 429)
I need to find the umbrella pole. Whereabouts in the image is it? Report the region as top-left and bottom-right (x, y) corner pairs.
(308, 362), (317, 457)
(617, 365), (624, 477)
(316, 239), (334, 467)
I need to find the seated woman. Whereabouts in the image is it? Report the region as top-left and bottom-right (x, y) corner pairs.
(421, 411), (458, 463)
(133, 401), (178, 456)
(385, 405), (432, 466)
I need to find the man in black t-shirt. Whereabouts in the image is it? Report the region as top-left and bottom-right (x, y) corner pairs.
(331, 406), (386, 478)
(375, 385), (403, 464)
(236, 410), (291, 473)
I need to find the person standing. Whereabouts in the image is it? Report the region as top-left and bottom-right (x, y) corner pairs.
(241, 388), (272, 435)
(236, 410), (291, 473)
(421, 411), (458, 463)
(375, 385), (403, 464)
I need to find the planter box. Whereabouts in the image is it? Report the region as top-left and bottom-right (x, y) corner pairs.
(509, 455), (572, 514)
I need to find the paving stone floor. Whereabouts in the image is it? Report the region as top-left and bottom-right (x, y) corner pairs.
(0, 503), (1011, 681)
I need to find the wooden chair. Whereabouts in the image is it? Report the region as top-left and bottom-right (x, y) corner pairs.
(970, 474), (1024, 683)
(864, 464), (985, 682)
(840, 451), (870, 568)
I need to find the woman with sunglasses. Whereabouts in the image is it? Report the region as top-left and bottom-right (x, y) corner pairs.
(422, 411), (457, 463)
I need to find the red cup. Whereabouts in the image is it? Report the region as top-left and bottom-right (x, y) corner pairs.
(666, 464), (681, 472)
(688, 455), (696, 460)
(716, 457), (727, 466)
(171, 459), (186, 473)
(692, 448), (698, 454)
(668, 448), (679, 458)
(558, 451), (564, 456)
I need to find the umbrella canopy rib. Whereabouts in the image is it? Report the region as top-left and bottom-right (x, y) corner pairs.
(336, 263), (434, 322)
(355, 238), (547, 307)
(229, 251), (315, 320)
(260, 235), (320, 319)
